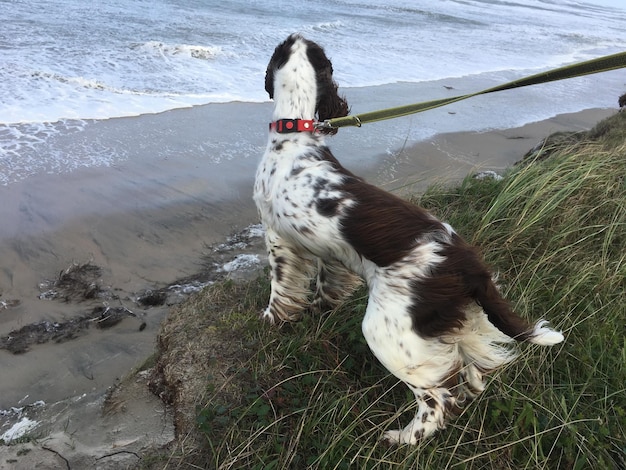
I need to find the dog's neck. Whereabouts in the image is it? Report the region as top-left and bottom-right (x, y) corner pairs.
(271, 40), (317, 122)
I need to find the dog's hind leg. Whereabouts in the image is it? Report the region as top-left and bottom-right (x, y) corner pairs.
(262, 228), (316, 323)
(362, 285), (464, 444)
(454, 304), (518, 399)
(311, 259), (361, 313)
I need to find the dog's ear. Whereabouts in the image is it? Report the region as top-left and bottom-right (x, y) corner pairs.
(316, 81), (349, 136)
(305, 41), (349, 135)
(264, 66), (275, 100)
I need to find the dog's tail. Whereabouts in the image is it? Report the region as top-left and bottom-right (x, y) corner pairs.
(474, 274), (564, 346)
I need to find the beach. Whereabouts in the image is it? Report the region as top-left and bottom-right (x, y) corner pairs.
(0, 104), (618, 466)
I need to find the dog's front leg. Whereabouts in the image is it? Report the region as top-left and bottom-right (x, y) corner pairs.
(262, 228), (316, 323)
(311, 259), (362, 313)
(383, 387), (455, 445)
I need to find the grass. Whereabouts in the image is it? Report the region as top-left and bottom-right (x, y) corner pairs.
(150, 112), (626, 469)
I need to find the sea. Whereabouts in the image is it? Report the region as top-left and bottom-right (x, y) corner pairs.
(1, 0), (626, 186)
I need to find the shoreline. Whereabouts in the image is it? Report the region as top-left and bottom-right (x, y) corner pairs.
(375, 107), (617, 194)
(0, 106), (618, 465)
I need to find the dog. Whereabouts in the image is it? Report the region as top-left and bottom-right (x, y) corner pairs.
(253, 34), (564, 444)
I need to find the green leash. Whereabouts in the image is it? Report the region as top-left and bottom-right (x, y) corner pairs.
(320, 50), (626, 130)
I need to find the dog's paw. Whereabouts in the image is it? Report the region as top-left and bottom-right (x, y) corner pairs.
(382, 430), (402, 445)
(309, 298), (332, 315)
(382, 429), (419, 446)
(259, 308), (276, 324)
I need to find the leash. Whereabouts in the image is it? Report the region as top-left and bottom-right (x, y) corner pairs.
(318, 50), (626, 130)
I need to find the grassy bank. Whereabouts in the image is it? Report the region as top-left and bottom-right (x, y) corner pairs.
(148, 111), (626, 469)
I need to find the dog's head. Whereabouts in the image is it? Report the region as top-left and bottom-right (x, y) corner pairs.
(265, 34), (349, 135)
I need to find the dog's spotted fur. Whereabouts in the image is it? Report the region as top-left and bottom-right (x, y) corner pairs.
(254, 34), (564, 444)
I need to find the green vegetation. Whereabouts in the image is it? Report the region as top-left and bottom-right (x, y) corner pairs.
(151, 112), (626, 469)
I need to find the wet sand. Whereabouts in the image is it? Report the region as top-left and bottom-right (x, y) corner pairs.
(0, 185), (259, 407)
(373, 107), (616, 194)
(0, 105), (617, 464)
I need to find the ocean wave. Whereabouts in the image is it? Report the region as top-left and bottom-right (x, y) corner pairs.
(31, 71), (113, 92)
(131, 41), (225, 61)
(28, 69), (225, 99)
(310, 20), (345, 32)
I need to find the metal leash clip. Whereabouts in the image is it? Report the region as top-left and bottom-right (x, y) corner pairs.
(315, 120), (334, 131)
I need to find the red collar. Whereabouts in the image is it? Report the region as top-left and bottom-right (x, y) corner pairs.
(269, 119), (316, 133)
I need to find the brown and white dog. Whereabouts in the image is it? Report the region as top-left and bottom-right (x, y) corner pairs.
(253, 34), (564, 444)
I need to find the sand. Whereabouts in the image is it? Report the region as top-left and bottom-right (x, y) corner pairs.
(373, 108), (616, 194)
(0, 105), (617, 466)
